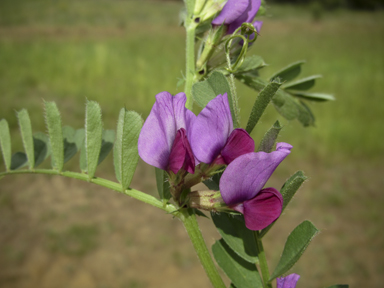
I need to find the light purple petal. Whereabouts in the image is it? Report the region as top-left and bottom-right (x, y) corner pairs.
(212, 0), (249, 26)
(189, 93), (233, 164)
(277, 274), (300, 288)
(227, 0), (261, 34)
(138, 92), (195, 170)
(253, 20), (263, 33)
(168, 128), (195, 174)
(239, 187), (283, 231)
(220, 142), (292, 205)
(221, 128), (255, 164)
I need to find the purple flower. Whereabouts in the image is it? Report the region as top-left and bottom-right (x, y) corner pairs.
(219, 143), (292, 230)
(138, 91), (196, 174)
(277, 274), (300, 288)
(212, 0), (262, 35)
(189, 93), (254, 165)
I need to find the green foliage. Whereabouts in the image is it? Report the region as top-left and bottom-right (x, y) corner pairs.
(113, 109), (142, 190)
(212, 239), (263, 288)
(233, 55), (266, 75)
(245, 80), (281, 135)
(85, 100), (103, 179)
(270, 220), (319, 280)
(0, 119), (12, 171)
(155, 168), (171, 201)
(270, 60), (306, 83)
(63, 127), (85, 164)
(44, 101), (64, 171)
(282, 75), (322, 91)
(17, 109), (35, 169)
(211, 213), (259, 263)
(33, 132), (50, 167)
(257, 120), (282, 152)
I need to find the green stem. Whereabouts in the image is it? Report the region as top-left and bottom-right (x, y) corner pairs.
(255, 231), (272, 288)
(0, 169), (176, 213)
(179, 209), (226, 288)
(184, 17), (197, 110)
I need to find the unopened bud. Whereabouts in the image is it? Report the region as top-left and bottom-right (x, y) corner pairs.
(188, 190), (231, 212)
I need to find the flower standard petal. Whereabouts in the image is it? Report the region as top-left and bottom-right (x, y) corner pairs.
(138, 91), (195, 171)
(276, 274), (300, 288)
(220, 143), (292, 205)
(189, 93), (233, 164)
(212, 0), (250, 26)
(240, 187), (283, 231)
(227, 0), (261, 34)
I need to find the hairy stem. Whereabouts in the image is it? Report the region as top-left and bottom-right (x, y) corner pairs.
(0, 169), (176, 213)
(255, 231), (273, 288)
(179, 209), (226, 288)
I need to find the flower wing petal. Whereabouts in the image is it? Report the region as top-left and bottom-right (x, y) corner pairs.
(276, 273), (300, 288)
(189, 93), (233, 164)
(242, 187), (283, 231)
(221, 128), (255, 164)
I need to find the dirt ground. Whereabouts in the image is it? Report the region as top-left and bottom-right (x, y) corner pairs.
(1, 158), (384, 288)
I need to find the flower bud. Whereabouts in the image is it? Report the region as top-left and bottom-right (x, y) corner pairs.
(188, 190), (231, 212)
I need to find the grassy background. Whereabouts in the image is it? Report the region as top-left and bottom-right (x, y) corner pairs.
(0, 1), (383, 287)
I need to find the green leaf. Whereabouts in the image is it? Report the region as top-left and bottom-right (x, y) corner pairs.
(0, 119), (12, 171)
(270, 220), (319, 280)
(17, 109), (34, 169)
(327, 285), (349, 288)
(269, 60), (305, 82)
(98, 129), (115, 165)
(155, 167), (171, 200)
(297, 100), (315, 127)
(79, 140), (87, 172)
(62, 127), (85, 163)
(235, 55), (266, 74)
(10, 152), (27, 170)
(113, 109), (142, 190)
(245, 80), (281, 135)
(85, 100), (103, 179)
(33, 132), (50, 167)
(257, 120), (282, 152)
(44, 101), (64, 171)
(192, 71), (238, 127)
(289, 91), (335, 102)
(212, 239), (263, 288)
(211, 213), (258, 264)
(203, 171), (223, 190)
(271, 90), (300, 121)
(260, 171), (307, 237)
(282, 75), (322, 91)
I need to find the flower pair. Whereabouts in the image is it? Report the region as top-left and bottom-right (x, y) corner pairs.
(138, 91), (254, 175)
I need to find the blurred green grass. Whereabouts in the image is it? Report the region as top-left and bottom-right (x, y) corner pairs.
(0, 1), (384, 287)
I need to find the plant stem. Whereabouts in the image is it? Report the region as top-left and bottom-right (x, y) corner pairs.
(255, 231), (272, 288)
(0, 169), (176, 213)
(179, 209), (226, 288)
(184, 16), (197, 110)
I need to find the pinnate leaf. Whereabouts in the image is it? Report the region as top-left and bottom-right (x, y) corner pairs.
(85, 100), (103, 179)
(270, 60), (305, 82)
(257, 120), (282, 153)
(155, 167), (171, 200)
(44, 101), (64, 171)
(33, 132), (50, 167)
(113, 108), (142, 190)
(270, 220), (319, 280)
(290, 91), (335, 102)
(212, 239), (263, 288)
(98, 129), (115, 165)
(282, 75), (322, 91)
(0, 119), (12, 170)
(11, 152), (27, 170)
(17, 109), (34, 169)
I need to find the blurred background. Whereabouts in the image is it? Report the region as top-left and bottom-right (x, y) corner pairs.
(0, 0), (383, 287)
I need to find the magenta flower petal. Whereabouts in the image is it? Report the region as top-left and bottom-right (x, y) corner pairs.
(168, 128), (195, 174)
(189, 93), (233, 164)
(220, 143), (292, 205)
(221, 128), (255, 164)
(240, 187), (283, 231)
(138, 91), (196, 171)
(212, 0), (250, 26)
(277, 274), (300, 288)
(227, 0), (262, 34)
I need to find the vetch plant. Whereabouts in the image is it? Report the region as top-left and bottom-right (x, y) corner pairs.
(0, 0), (348, 287)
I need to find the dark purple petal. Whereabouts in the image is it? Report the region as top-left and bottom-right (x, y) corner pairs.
(168, 128), (195, 174)
(276, 274), (300, 288)
(212, 0), (249, 26)
(220, 142), (292, 205)
(227, 0), (261, 34)
(138, 92), (196, 170)
(189, 93), (233, 164)
(221, 128), (255, 164)
(237, 187), (283, 231)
